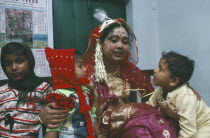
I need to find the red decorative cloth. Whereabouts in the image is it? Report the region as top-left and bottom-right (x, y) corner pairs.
(45, 47), (95, 138)
(45, 47), (91, 112)
(45, 47), (77, 89)
(45, 92), (75, 110)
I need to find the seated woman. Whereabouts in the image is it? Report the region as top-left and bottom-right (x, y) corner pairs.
(83, 9), (177, 138)
(39, 10), (178, 138)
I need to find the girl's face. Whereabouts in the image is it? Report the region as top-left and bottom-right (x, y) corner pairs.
(153, 58), (172, 88)
(75, 57), (87, 81)
(101, 26), (129, 63)
(4, 54), (29, 81)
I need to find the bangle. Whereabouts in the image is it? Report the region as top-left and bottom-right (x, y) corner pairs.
(98, 133), (106, 138)
(38, 116), (43, 124)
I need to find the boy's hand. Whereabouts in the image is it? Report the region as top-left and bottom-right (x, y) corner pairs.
(39, 102), (69, 128)
(159, 102), (179, 121)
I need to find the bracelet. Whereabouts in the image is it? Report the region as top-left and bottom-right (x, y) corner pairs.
(38, 116), (43, 124)
(98, 133), (106, 138)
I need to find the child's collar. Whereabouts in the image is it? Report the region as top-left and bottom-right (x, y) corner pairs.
(158, 83), (187, 99)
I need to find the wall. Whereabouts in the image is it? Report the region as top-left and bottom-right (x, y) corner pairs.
(125, 0), (210, 106)
(125, 0), (160, 70)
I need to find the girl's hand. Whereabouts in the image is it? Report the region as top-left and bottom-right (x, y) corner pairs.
(159, 102), (179, 121)
(39, 102), (69, 128)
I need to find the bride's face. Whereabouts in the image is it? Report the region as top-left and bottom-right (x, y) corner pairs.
(101, 26), (130, 63)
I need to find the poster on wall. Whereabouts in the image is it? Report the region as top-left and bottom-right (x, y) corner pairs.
(0, 0), (53, 80)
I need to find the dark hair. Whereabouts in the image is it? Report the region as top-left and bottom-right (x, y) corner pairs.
(1, 42), (44, 106)
(162, 51), (195, 86)
(74, 49), (83, 63)
(99, 22), (131, 44)
(74, 49), (82, 57)
(1, 42), (35, 72)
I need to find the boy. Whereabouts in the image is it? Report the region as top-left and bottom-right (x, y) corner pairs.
(44, 47), (96, 138)
(147, 51), (210, 138)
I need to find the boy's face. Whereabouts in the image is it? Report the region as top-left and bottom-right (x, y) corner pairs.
(75, 57), (87, 81)
(153, 58), (172, 88)
(4, 54), (29, 81)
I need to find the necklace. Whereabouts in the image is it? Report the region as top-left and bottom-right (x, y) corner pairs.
(112, 65), (120, 77)
(107, 65), (120, 77)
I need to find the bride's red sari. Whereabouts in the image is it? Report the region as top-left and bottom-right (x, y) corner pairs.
(83, 18), (178, 138)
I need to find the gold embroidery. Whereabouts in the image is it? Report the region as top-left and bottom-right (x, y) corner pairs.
(106, 73), (130, 102)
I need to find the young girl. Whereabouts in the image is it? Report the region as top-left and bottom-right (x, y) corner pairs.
(0, 42), (52, 137)
(147, 51), (210, 137)
(44, 47), (96, 138)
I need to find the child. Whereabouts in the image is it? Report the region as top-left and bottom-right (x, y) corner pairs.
(147, 51), (210, 137)
(44, 47), (96, 138)
(0, 42), (52, 137)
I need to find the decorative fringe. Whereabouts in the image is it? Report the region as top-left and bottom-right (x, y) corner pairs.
(80, 104), (92, 113)
(94, 39), (107, 82)
(84, 112), (96, 138)
(76, 86), (92, 113)
(87, 136), (96, 138)
(79, 78), (90, 85)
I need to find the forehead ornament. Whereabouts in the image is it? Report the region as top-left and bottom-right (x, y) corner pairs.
(108, 27), (128, 38)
